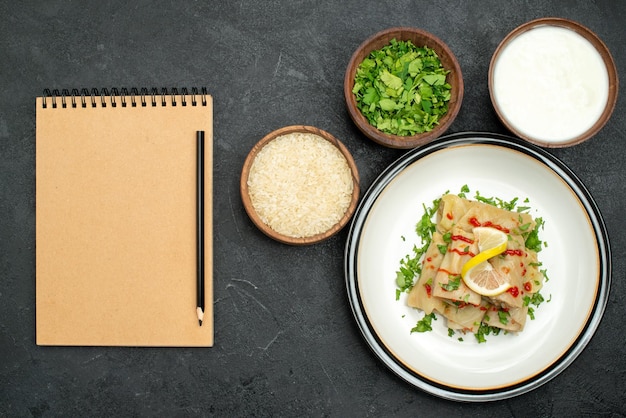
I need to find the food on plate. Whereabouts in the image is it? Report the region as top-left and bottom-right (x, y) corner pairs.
(351, 39), (452, 136)
(396, 187), (549, 342)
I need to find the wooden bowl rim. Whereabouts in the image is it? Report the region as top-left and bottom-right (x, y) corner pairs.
(240, 125), (360, 245)
(488, 17), (619, 148)
(344, 26), (464, 149)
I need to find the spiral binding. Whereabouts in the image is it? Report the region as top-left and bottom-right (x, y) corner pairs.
(41, 87), (209, 109)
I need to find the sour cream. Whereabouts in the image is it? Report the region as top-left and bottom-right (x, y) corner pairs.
(492, 25), (609, 145)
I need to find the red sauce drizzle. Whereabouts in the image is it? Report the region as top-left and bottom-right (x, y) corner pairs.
(424, 283), (432, 297)
(504, 249), (524, 256)
(524, 281), (532, 292)
(446, 212), (453, 220)
(468, 217), (510, 233)
(451, 234), (474, 244)
(520, 262), (527, 276)
(437, 268), (457, 277)
(450, 248), (476, 257)
(507, 286), (520, 298)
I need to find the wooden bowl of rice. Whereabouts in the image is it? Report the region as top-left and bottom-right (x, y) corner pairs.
(241, 125), (360, 245)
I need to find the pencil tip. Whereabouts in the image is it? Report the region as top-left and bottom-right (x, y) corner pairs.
(196, 307), (204, 326)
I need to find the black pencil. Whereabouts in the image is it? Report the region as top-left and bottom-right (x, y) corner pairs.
(196, 130), (205, 326)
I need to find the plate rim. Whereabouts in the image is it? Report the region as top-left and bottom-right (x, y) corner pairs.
(344, 131), (612, 402)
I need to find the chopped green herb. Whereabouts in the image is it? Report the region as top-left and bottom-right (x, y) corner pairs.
(522, 290), (549, 321)
(440, 275), (461, 291)
(412, 313), (437, 333)
(416, 204), (437, 241)
(526, 292), (546, 307)
(395, 243), (428, 295)
(498, 311), (510, 325)
(352, 39), (452, 136)
(448, 328), (455, 337)
(525, 217), (545, 252)
(475, 323), (501, 343)
(395, 270), (411, 292)
(475, 327), (487, 343)
(474, 191), (496, 206)
(474, 191), (523, 212)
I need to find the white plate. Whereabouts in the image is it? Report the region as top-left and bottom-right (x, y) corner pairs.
(344, 133), (611, 401)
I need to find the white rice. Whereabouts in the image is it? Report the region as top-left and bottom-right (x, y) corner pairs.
(247, 132), (354, 238)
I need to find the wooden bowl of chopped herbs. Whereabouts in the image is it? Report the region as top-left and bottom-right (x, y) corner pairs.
(345, 27), (464, 149)
(240, 125), (360, 245)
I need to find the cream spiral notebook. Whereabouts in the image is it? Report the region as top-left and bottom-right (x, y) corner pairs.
(36, 87), (213, 346)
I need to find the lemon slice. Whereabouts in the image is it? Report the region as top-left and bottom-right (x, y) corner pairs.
(461, 227), (510, 296)
(473, 226), (509, 253)
(462, 261), (512, 296)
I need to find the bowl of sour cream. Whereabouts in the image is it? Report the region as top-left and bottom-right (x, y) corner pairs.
(489, 18), (618, 147)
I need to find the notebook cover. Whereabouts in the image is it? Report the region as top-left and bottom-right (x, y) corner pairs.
(35, 92), (213, 346)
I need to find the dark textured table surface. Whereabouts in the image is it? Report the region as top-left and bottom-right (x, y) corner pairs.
(1, 1), (625, 416)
